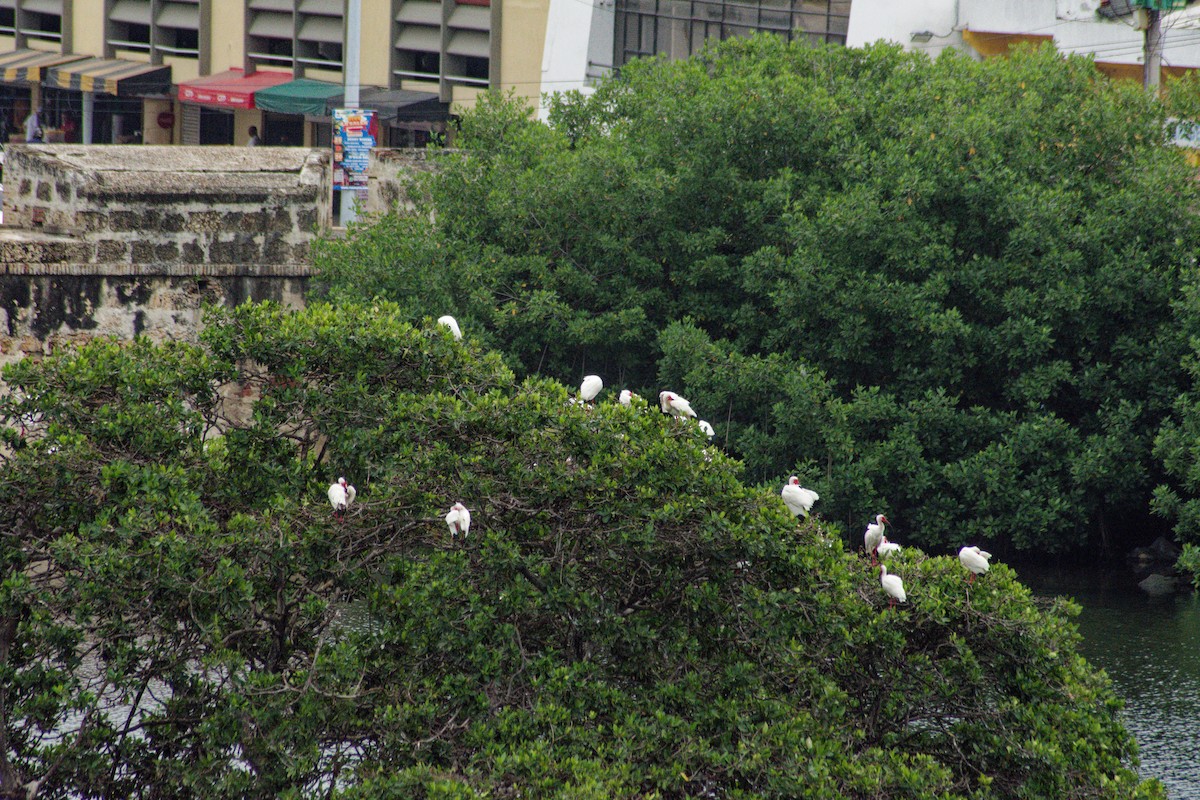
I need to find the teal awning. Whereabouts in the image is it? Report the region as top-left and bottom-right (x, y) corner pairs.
(253, 78), (344, 116)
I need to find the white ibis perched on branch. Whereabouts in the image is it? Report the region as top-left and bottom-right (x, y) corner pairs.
(880, 565), (906, 608)
(697, 420), (715, 440)
(437, 315), (462, 341)
(877, 538), (901, 560)
(659, 391), (697, 418)
(864, 514), (888, 564)
(327, 477), (356, 518)
(619, 389), (636, 407)
(958, 546), (992, 584)
(579, 375), (603, 403)
(445, 502), (472, 538)
(781, 476), (819, 518)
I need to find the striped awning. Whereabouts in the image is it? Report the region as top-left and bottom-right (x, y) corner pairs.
(0, 49), (90, 85)
(46, 57), (171, 97)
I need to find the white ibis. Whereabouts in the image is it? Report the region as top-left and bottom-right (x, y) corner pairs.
(697, 420), (715, 439)
(781, 476), (819, 518)
(437, 315), (462, 341)
(445, 502), (472, 537)
(619, 389), (635, 407)
(580, 375), (603, 403)
(877, 538), (901, 559)
(864, 514), (888, 564)
(958, 546), (992, 584)
(659, 391), (697, 418)
(327, 477), (356, 517)
(880, 564), (906, 608)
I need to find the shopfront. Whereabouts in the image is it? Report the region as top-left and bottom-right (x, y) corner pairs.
(43, 58), (172, 145)
(253, 78), (452, 149)
(176, 68), (291, 145)
(0, 49), (89, 143)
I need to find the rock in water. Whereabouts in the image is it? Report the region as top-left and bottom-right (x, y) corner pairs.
(1138, 573), (1179, 597)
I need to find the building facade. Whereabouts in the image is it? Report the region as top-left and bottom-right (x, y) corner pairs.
(848, 0), (1200, 82)
(0, 0), (581, 148)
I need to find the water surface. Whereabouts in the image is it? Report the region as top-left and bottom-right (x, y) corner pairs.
(1017, 565), (1200, 798)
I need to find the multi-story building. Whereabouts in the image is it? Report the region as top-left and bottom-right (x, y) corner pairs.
(0, 0), (856, 149)
(0, 0), (604, 147)
(848, 0), (1200, 82)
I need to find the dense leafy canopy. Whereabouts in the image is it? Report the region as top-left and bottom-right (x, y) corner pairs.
(0, 305), (1163, 798)
(314, 38), (1200, 559)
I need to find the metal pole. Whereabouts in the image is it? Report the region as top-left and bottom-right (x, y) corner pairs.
(339, 0), (362, 226)
(82, 92), (94, 144)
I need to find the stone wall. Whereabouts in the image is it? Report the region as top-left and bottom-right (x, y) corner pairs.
(0, 268), (306, 371)
(365, 147), (443, 214)
(2, 145), (330, 269)
(0, 145), (326, 370)
(0, 145), (444, 372)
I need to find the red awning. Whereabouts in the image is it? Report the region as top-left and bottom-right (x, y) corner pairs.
(176, 68), (292, 110)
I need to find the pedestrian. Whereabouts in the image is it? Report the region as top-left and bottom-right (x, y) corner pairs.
(247, 125), (261, 146)
(23, 107), (42, 143)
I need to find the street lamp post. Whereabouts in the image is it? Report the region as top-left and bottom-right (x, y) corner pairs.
(340, 0), (363, 226)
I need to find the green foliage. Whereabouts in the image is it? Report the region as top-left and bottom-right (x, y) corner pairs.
(0, 305), (1162, 797)
(313, 38), (1200, 557)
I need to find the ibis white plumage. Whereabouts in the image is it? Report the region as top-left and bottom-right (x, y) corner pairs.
(876, 538), (901, 559)
(864, 514), (888, 563)
(580, 374), (603, 403)
(697, 420), (715, 439)
(781, 476), (819, 518)
(446, 502), (472, 537)
(328, 477), (355, 516)
(880, 564), (906, 607)
(958, 546), (992, 584)
(659, 391), (697, 418)
(437, 315), (462, 341)
(619, 389), (634, 406)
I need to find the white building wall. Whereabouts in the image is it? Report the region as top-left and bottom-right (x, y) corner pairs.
(847, 0), (962, 57)
(536, 0), (616, 120)
(849, 0), (1200, 70)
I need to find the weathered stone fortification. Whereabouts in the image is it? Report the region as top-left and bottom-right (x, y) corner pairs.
(3, 145), (330, 266)
(0, 145), (329, 369)
(0, 144), (437, 371)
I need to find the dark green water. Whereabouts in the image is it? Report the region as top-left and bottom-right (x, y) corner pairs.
(1017, 565), (1200, 798)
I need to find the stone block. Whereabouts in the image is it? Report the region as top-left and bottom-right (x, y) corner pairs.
(209, 235), (259, 264)
(96, 240), (131, 262)
(294, 206), (318, 231)
(77, 211), (109, 233)
(180, 240), (205, 264)
(229, 210), (269, 233)
(159, 212), (186, 233)
(187, 211), (222, 234)
(132, 241), (180, 264)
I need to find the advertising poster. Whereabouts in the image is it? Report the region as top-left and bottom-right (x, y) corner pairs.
(332, 108), (375, 194)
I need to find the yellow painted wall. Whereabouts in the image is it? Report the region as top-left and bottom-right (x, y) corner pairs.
(112, 48), (151, 64)
(142, 98), (174, 144)
(305, 67), (343, 84)
(360, 0), (393, 88)
(24, 40), (60, 54)
(500, 0), (551, 110)
(210, 0), (247, 73)
(235, 109), (263, 145)
(164, 54), (201, 83)
(451, 85), (488, 114)
(69, 0), (106, 56)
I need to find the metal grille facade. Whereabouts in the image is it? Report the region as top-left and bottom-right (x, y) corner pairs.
(614, 0), (850, 68)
